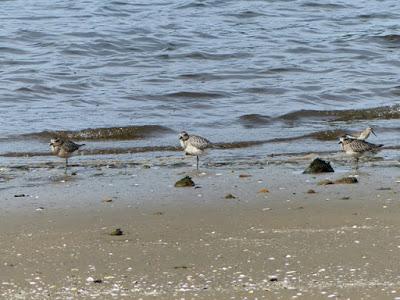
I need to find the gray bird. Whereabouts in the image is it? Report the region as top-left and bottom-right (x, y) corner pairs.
(346, 127), (376, 141)
(179, 131), (211, 170)
(50, 137), (85, 172)
(338, 136), (383, 169)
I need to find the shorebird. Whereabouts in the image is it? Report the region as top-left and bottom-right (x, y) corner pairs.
(338, 136), (383, 169)
(50, 138), (85, 172)
(179, 131), (211, 170)
(346, 127), (376, 140)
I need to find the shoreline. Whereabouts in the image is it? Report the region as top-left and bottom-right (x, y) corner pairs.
(1, 162), (400, 299)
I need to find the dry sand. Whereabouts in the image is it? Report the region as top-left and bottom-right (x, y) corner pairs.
(1, 158), (400, 299)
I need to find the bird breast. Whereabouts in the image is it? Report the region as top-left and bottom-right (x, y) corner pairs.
(57, 147), (73, 158)
(50, 145), (60, 155)
(184, 143), (205, 156)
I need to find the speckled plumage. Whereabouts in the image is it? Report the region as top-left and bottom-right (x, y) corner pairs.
(50, 138), (85, 170)
(339, 137), (382, 155)
(339, 136), (383, 170)
(179, 131), (211, 170)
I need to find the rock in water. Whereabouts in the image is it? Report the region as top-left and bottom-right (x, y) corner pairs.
(174, 176), (195, 187)
(303, 158), (334, 174)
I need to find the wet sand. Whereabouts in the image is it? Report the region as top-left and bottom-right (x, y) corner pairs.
(1, 159), (400, 299)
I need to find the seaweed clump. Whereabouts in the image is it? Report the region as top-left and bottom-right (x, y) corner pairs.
(109, 228), (124, 236)
(175, 176), (195, 187)
(335, 177), (358, 184)
(303, 158), (334, 174)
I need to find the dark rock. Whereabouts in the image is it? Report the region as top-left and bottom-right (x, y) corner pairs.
(307, 189), (316, 194)
(335, 177), (358, 184)
(109, 228), (124, 236)
(14, 194), (26, 197)
(239, 174), (252, 178)
(174, 265), (189, 269)
(93, 279), (103, 283)
(303, 158), (334, 174)
(269, 277), (278, 282)
(174, 176), (195, 187)
(224, 193), (236, 199)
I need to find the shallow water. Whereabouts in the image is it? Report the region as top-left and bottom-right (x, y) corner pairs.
(1, 0), (400, 165)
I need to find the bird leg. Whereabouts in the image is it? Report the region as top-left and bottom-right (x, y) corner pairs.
(196, 156), (199, 170)
(65, 158), (68, 173)
(354, 157), (359, 171)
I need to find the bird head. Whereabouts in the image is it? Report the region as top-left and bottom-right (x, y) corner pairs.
(367, 127), (376, 136)
(338, 135), (348, 144)
(179, 131), (189, 141)
(49, 137), (62, 146)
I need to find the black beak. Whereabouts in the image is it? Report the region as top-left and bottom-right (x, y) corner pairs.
(371, 129), (376, 136)
(179, 136), (182, 140)
(338, 141), (342, 144)
(49, 143), (53, 146)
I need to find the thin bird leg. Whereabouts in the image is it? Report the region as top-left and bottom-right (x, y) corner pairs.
(354, 157), (359, 171)
(65, 158), (68, 173)
(196, 156), (199, 170)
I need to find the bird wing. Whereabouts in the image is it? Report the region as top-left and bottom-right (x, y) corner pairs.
(63, 140), (84, 152)
(350, 140), (380, 152)
(189, 135), (211, 150)
(345, 130), (362, 139)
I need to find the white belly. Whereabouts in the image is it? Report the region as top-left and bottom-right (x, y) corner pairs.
(184, 144), (205, 156)
(345, 149), (362, 156)
(50, 145), (60, 155)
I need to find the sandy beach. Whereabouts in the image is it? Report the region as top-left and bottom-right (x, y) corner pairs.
(1, 154), (400, 299)
(2, 0), (400, 298)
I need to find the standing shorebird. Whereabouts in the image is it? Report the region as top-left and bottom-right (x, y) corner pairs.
(50, 138), (85, 172)
(338, 136), (383, 169)
(346, 127), (376, 140)
(179, 131), (211, 170)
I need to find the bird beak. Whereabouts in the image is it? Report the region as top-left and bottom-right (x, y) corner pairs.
(179, 136), (182, 140)
(338, 141), (342, 144)
(49, 143), (53, 146)
(371, 129), (376, 136)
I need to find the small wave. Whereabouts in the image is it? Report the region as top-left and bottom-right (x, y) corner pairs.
(159, 51), (250, 61)
(238, 114), (272, 128)
(0, 47), (27, 55)
(358, 13), (393, 20)
(19, 125), (173, 141)
(372, 34), (400, 47)
(224, 11), (265, 19)
(164, 91), (227, 99)
(176, 2), (207, 9)
(278, 105), (400, 122)
(257, 67), (306, 74)
(301, 2), (348, 9)
(304, 129), (347, 141)
(243, 87), (288, 95)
